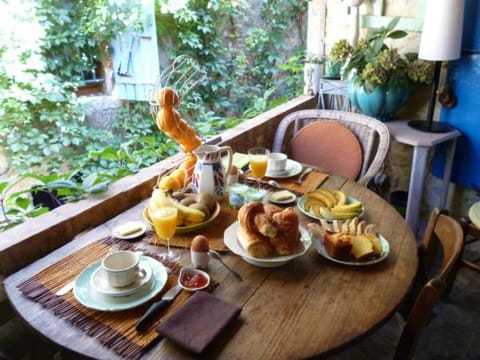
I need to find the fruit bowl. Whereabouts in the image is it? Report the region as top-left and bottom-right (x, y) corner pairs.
(297, 189), (364, 222)
(143, 201), (221, 234)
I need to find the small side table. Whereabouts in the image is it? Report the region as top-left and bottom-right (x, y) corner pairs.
(385, 120), (462, 237)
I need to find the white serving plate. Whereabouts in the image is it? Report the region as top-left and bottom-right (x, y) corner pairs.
(73, 256), (167, 312)
(311, 234), (390, 266)
(224, 221), (311, 268)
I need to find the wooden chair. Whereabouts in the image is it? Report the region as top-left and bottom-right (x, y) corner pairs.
(330, 208), (464, 360)
(418, 208), (465, 286)
(458, 217), (480, 273)
(444, 216), (480, 296)
(272, 109), (390, 186)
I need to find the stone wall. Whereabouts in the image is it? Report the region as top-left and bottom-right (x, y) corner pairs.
(315, 0), (477, 221)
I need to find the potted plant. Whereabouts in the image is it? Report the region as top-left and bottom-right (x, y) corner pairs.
(325, 39), (354, 79)
(338, 17), (433, 121)
(304, 52), (325, 95)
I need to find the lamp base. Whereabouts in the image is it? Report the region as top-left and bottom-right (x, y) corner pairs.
(407, 120), (453, 133)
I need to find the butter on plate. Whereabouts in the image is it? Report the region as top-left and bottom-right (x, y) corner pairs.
(114, 221), (145, 237)
(269, 190), (296, 204)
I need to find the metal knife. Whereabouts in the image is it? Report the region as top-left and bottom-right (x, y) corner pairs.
(135, 284), (183, 331)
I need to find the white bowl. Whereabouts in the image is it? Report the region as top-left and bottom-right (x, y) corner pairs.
(178, 266), (210, 292)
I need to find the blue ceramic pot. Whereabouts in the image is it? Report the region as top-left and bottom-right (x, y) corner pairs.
(324, 60), (341, 79)
(348, 80), (412, 121)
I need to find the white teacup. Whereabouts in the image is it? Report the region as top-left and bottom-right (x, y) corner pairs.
(268, 152), (288, 172)
(102, 250), (144, 288)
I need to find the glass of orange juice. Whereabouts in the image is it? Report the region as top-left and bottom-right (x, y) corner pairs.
(248, 148), (270, 189)
(149, 206), (180, 261)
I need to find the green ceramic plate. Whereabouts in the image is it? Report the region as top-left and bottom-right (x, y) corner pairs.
(73, 256), (167, 312)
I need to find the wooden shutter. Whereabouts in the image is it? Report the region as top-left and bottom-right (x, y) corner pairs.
(111, 0), (159, 101)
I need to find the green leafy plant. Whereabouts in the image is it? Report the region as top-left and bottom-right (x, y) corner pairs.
(341, 17), (434, 91)
(0, 0), (309, 233)
(0, 172), (109, 232)
(304, 52), (324, 64)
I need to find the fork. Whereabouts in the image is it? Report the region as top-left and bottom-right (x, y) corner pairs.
(208, 250), (243, 281)
(296, 167), (313, 184)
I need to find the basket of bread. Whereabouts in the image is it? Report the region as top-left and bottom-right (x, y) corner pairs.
(312, 217), (389, 265)
(224, 202), (311, 267)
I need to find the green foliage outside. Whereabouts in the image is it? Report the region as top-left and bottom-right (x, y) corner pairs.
(0, 0), (308, 232)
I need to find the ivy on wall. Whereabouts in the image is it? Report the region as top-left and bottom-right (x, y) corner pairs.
(0, 0), (308, 231)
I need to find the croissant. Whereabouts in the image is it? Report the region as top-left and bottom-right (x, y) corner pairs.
(238, 201), (266, 233)
(237, 203), (302, 258)
(264, 203), (282, 219)
(237, 225), (273, 258)
(272, 207), (300, 233)
(269, 234), (300, 256)
(254, 213), (277, 238)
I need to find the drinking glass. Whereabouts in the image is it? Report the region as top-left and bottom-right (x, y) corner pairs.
(248, 148), (270, 189)
(150, 206), (180, 262)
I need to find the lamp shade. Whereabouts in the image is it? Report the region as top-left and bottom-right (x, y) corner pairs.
(419, 0), (465, 61)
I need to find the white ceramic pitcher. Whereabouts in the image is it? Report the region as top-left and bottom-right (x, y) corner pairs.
(192, 145), (233, 199)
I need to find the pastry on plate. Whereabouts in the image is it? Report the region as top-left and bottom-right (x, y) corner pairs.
(237, 202), (301, 258)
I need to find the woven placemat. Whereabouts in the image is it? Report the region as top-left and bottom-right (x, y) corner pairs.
(16, 237), (212, 359)
(272, 170), (329, 194)
(242, 170), (329, 195)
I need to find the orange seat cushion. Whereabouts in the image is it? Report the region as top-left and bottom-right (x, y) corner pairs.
(289, 121), (363, 180)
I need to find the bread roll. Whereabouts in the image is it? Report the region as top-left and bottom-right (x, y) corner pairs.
(237, 225), (273, 258)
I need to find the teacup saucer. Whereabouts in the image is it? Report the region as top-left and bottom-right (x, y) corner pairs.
(267, 163), (292, 175)
(90, 261), (153, 298)
(266, 159), (302, 178)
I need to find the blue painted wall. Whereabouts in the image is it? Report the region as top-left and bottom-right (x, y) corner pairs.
(433, 0), (480, 190)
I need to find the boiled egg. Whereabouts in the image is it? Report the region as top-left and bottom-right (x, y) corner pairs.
(191, 235), (209, 253)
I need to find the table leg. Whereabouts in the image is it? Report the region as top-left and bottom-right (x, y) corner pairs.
(406, 145), (429, 237)
(439, 138), (457, 208)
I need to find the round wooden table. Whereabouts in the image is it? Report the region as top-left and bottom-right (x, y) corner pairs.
(4, 173), (418, 359)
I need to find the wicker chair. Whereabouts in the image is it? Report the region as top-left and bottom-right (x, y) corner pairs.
(272, 109), (390, 186)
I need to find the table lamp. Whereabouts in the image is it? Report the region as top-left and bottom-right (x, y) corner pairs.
(408, 0), (465, 133)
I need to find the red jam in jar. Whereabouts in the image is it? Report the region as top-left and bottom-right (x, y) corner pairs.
(180, 272), (208, 289)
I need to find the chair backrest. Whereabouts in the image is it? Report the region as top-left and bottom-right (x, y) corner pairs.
(394, 208), (463, 360)
(394, 278), (443, 360)
(420, 208), (464, 285)
(272, 109), (390, 186)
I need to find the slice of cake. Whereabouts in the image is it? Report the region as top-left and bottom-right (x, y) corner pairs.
(323, 231), (352, 260)
(351, 234), (382, 260)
